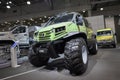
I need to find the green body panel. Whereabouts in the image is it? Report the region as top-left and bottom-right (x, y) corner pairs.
(34, 21), (94, 42)
(65, 22), (79, 33)
(34, 21), (90, 42)
(87, 28), (94, 39)
(34, 13), (94, 42)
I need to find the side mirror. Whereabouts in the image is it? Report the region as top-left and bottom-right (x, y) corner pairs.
(77, 21), (83, 26)
(114, 33), (117, 36)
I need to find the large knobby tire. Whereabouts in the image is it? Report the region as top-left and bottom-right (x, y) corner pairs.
(89, 40), (98, 55)
(64, 38), (88, 75)
(28, 44), (49, 67)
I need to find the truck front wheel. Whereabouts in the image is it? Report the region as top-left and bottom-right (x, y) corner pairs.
(28, 44), (49, 67)
(64, 38), (88, 75)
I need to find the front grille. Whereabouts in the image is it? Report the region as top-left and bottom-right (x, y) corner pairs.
(39, 31), (51, 41)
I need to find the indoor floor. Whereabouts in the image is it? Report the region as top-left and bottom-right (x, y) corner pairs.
(0, 47), (120, 80)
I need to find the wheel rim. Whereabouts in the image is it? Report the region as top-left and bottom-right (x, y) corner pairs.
(82, 46), (88, 64)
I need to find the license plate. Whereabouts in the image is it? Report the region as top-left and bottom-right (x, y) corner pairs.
(103, 41), (106, 43)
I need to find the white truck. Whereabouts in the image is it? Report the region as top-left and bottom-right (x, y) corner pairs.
(0, 25), (41, 61)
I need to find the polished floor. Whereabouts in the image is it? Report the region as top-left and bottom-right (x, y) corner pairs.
(0, 47), (120, 80)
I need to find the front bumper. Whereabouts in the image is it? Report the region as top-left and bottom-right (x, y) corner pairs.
(32, 39), (64, 58)
(97, 41), (115, 46)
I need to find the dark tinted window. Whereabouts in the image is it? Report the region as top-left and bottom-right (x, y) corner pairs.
(49, 14), (73, 25)
(12, 27), (26, 34)
(97, 30), (112, 36)
(19, 27), (26, 33)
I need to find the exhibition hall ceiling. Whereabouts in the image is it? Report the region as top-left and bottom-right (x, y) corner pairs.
(0, 0), (119, 12)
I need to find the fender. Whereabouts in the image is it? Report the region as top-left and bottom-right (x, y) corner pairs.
(63, 32), (87, 42)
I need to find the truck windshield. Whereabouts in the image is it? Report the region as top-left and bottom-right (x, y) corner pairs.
(97, 30), (112, 36)
(9, 26), (17, 31)
(44, 14), (73, 27)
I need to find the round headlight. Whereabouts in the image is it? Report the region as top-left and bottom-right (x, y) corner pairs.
(34, 32), (38, 36)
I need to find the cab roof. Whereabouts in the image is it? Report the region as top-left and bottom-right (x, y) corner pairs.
(97, 28), (112, 32)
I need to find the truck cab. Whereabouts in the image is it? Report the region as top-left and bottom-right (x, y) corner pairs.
(0, 25), (29, 48)
(11, 25), (29, 47)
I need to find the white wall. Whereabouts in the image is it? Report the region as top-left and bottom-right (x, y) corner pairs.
(105, 17), (115, 33)
(86, 15), (105, 33)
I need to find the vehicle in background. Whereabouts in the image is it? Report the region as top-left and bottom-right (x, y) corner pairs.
(0, 25), (41, 48)
(0, 25), (41, 61)
(96, 28), (116, 48)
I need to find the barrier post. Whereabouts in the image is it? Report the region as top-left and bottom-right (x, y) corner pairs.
(10, 42), (20, 68)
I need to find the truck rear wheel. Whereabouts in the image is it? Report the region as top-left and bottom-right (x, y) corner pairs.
(28, 44), (49, 67)
(89, 40), (98, 55)
(112, 43), (116, 48)
(64, 38), (88, 75)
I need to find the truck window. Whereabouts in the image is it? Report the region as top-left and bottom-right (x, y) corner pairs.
(48, 14), (73, 25)
(12, 27), (26, 34)
(19, 27), (26, 33)
(97, 30), (112, 36)
(12, 28), (19, 34)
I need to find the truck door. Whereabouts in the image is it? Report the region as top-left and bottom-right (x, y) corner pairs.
(83, 19), (94, 39)
(12, 26), (29, 45)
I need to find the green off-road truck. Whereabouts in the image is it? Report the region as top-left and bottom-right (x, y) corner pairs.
(28, 12), (98, 75)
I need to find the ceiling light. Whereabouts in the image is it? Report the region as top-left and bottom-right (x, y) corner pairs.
(44, 16), (47, 18)
(83, 10), (86, 13)
(0, 1), (1, 4)
(6, 5), (11, 9)
(5, 22), (8, 24)
(9, 1), (12, 4)
(6, 2), (9, 4)
(17, 20), (19, 22)
(100, 8), (103, 11)
(27, 1), (31, 5)
(28, 22), (30, 24)
(30, 18), (34, 21)
(43, 20), (45, 22)
(39, 18), (42, 20)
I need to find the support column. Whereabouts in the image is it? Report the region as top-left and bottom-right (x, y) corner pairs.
(11, 42), (20, 68)
(88, 9), (92, 17)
